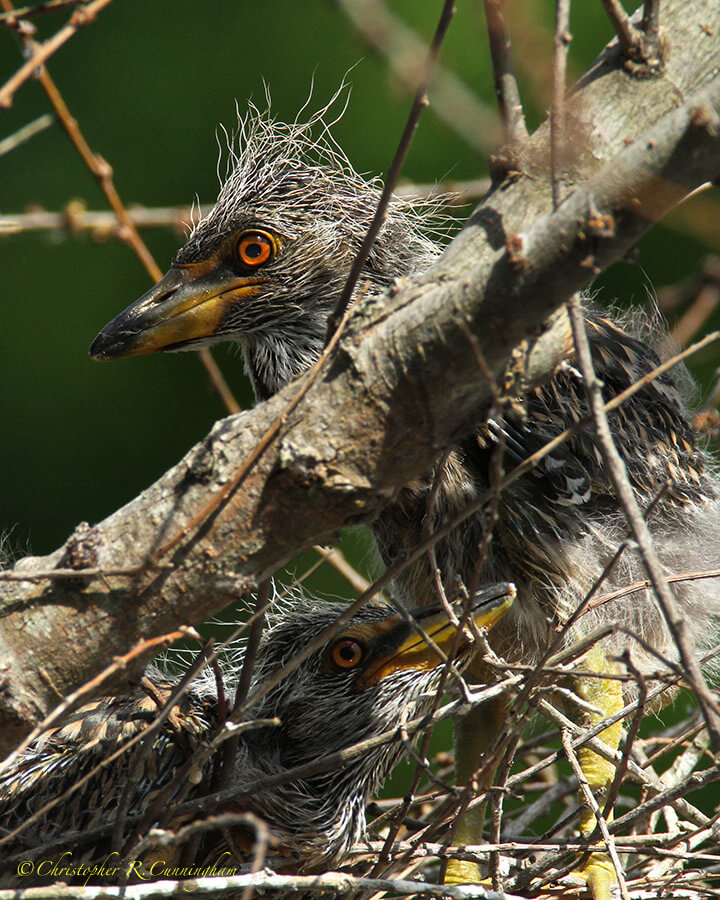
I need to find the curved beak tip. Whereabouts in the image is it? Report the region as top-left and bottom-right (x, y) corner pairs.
(89, 330), (126, 361)
(88, 335), (108, 360)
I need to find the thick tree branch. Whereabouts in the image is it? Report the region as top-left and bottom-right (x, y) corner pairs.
(1, 0), (719, 753)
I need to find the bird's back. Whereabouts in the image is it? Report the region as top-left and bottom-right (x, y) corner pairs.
(375, 310), (720, 684)
(0, 682), (218, 883)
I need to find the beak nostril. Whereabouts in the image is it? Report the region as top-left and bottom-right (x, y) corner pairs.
(145, 287), (179, 308)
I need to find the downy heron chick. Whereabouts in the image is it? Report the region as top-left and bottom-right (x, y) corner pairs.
(90, 107), (720, 898)
(0, 586), (514, 885)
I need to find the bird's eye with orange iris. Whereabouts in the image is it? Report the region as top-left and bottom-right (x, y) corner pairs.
(236, 231), (274, 268)
(331, 638), (365, 669)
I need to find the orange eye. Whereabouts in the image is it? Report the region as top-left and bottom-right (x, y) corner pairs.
(331, 638), (365, 669)
(236, 232), (274, 268)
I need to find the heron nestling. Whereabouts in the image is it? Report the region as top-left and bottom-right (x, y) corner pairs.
(90, 107), (720, 898)
(0, 585), (513, 885)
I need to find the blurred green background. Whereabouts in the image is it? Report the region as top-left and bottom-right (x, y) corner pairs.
(1, 0), (718, 576)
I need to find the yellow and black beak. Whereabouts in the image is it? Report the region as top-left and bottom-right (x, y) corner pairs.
(89, 262), (266, 360)
(361, 582), (515, 687)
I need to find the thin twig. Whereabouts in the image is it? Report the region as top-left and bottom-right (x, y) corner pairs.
(336, 0), (501, 154)
(0, 632), (203, 847)
(325, 0), (456, 339)
(456, 318), (503, 601)
(600, 0), (642, 57)
(1, 1), (240, 414)
(0, 0), (115, 109)
(600, 653), (647, 836)
(568, 297), (720, 750)
(225, 580), (269, 759)
(38, 68), (239, 414)
(506, 650), (717, 820)
(0, 0), (84, 22)
(151, 286), (372, 567)
(600, 0), (663, 67)
(370, 595), (473, 876)
(312, 544), (371, 593)
(112, 638), (216, 859)
(354, 332), (720, 623)
(483, 0), (528, 145)
(180, 678), (518, 815)
(642, 0), (661, 45)
(128, 811), (268, 874)
(0, 202), (210, 234)
(0, 111), (53, 154)
(0, 628), (189, 778)
(561, 728), (630, 899)
(209, 326), (720, 747)
(0, 563), (172, 581)
(551, 0), (571, 210)
(588, 568), (720, 611)
(424, 450), (458, 624)
(670, 282), (720, 347)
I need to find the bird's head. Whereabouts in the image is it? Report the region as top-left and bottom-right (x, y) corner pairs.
(237, 582), (513, 865)
(90, 107), (444, 399)
(246, 582), (515, 772)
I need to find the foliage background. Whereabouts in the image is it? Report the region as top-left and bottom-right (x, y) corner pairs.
(1, 0), (718, 581)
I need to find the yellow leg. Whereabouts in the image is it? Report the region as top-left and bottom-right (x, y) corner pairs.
(445, 698), (505, 886)
(572, 649), (624, 900)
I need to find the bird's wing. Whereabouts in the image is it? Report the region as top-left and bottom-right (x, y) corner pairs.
(0, 682), (216, 854)
(478, 312), (706, 511)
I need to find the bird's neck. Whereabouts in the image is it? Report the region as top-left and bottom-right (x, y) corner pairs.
(239, 738), (400, 867)
(242, 324), (326, 401)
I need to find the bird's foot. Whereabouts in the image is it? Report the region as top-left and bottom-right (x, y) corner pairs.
(445, 854), (615, 898)
(444, 858), (483, 886)
(566, 852), (616, 900)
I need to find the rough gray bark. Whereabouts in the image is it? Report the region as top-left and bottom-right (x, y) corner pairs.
(1, 0), (719, 754)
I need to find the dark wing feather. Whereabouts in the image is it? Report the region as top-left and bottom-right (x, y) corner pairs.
(479, 312), (708, 511)
(0, 682), (216, 862)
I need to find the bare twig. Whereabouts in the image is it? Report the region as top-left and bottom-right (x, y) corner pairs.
(424, 451), (458, 624)
(325, 0), (456, 338)
(0, 628), (189, 778)
(312, 545), (371, 593)
(37, 69), (240, 414)
(670, 281), (720, 347)
(601, 0), (663, 68)
(601, 0), (642, 57)
(231, 580), (268, 713)
(601, 654), (647, 842)
(181, 678), (517, 815)
(482, 0), (528, 145)
(642, 0), (661, 45)
(0, 563), (172, 581)
(370, 593), (473, 876)
(551, 0), (571, 209)
(0, 0), (115, 109)
(568, 297), (720, 749)
(0, 202), (210, 235)
(588, 568), (720, 610)
(336, 0), (501, 154)
(151, 286), (371, 569)
(0, 0), (85, 22)
(112, 637), (217, 857)
(0, 111), (53, 154)
(561, 728), (630, 899)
